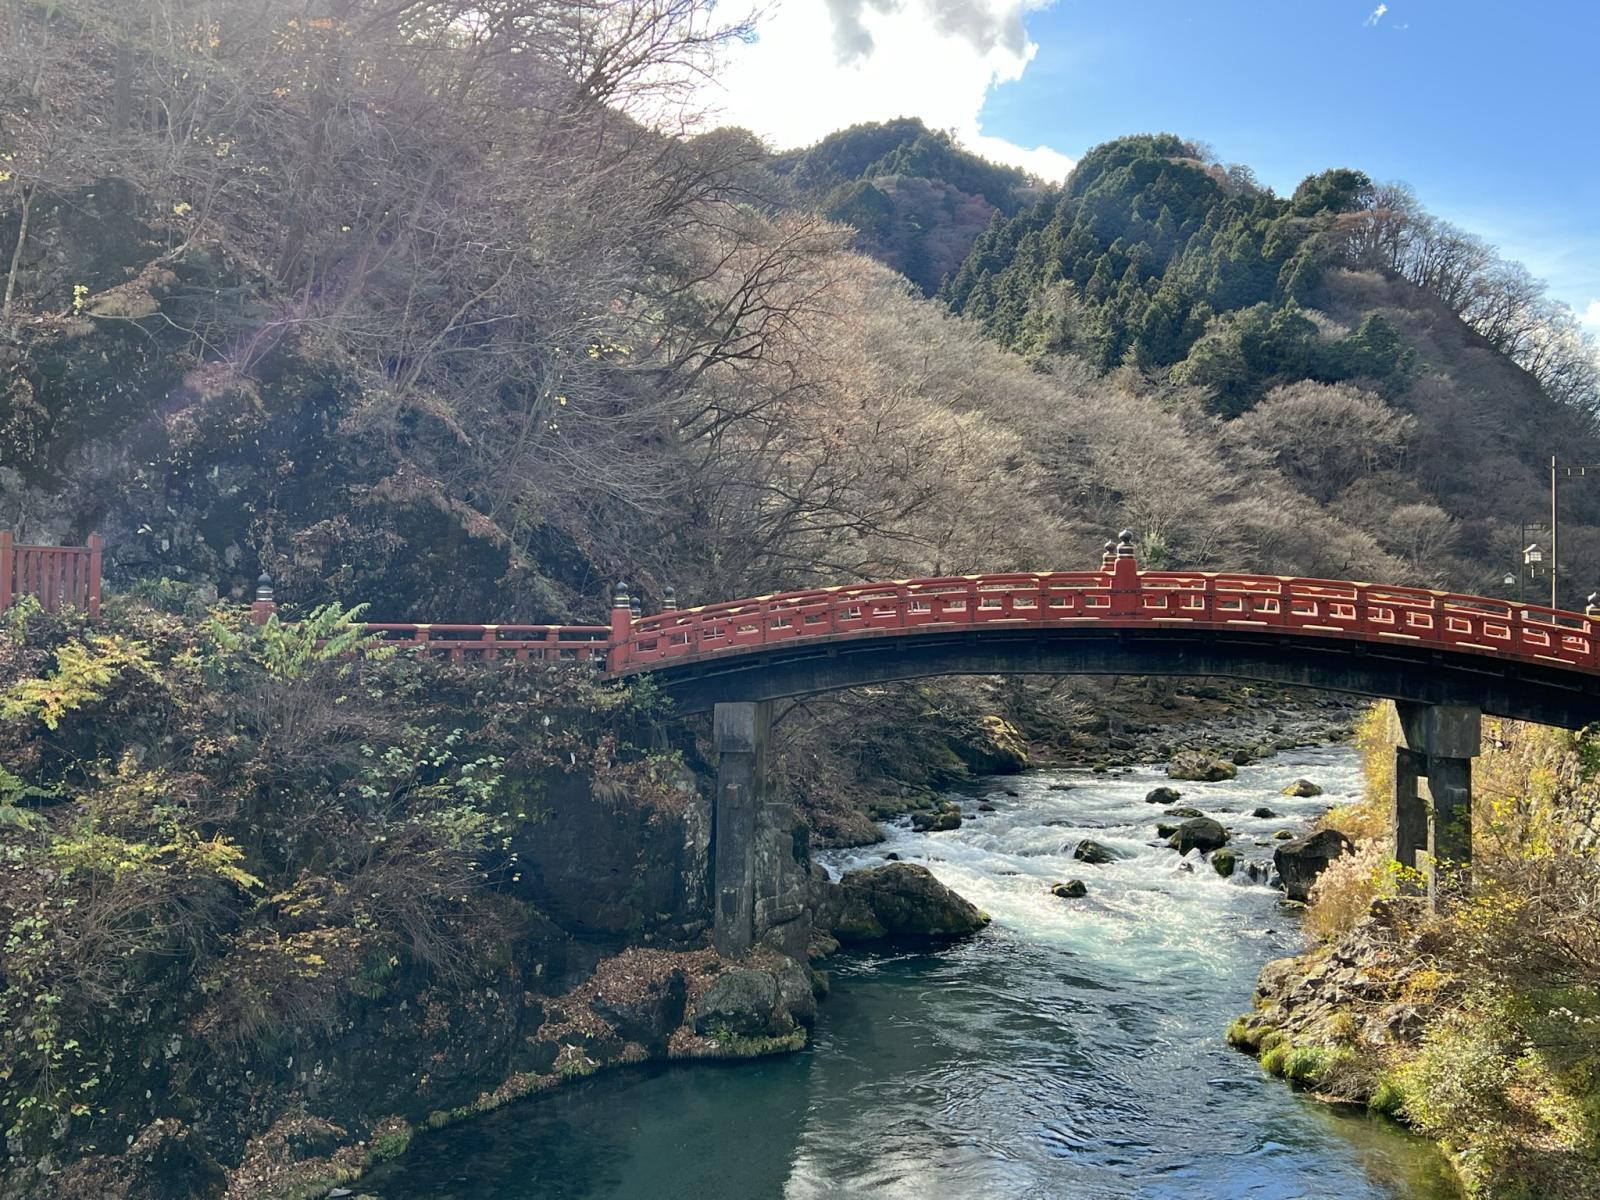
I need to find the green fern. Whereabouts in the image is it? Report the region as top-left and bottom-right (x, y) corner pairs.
(209, 602), (394, 680)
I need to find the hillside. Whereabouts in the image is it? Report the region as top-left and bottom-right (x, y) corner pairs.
(772, 118), (1040, 294)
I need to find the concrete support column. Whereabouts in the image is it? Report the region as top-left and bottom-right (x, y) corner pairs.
(1392, 701), (1480, 909)
(713, 701), (769, 956)
(1423, 756), (1473, 907)
(1392, 746), (1428, 879)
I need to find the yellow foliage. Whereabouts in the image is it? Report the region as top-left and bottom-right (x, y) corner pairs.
(51, 826), (260, 892)
(0, 635), (153, 730)
(1319, 702), (1391, 843)
(1304, 840), (1392, 941)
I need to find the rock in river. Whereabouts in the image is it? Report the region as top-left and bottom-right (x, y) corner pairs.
(692, 969), (786, 1038)
(1145, 786), (1183, 805)
(1168, 817), (1230, 855)
(911, 804), (962, 832)
(1273, 828), (1354, 901)
(1050, 880), (1088, 899)
(1071, 839), (1123, 865)
(830, 863), (990, 943)
(1167, 751), (1237, 782)
(1281, 778), (1324, 798)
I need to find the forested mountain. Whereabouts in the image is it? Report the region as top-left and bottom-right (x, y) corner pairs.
(772, 118), (1039, 294)
(944, 133), (1597, 419)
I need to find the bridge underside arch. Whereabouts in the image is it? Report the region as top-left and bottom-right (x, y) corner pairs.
(649, 627), (1600, 729)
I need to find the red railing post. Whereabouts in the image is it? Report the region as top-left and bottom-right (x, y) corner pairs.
(0, 530), (12, 615)
(86, 534), (103, 618)
(1109, 530), (1140, 617)
(608, 582), (633, 672)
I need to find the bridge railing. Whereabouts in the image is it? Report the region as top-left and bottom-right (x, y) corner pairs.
(362, 623), (611, 663)
(606, 555), (1600, 677)
(238, 541), (1600, 679)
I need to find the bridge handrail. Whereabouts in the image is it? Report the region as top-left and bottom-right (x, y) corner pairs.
(606, 563), (1600, 677)
(361, 622), (611, 663)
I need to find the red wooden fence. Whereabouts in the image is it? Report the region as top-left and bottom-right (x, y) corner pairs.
(0, 532), (102, 617)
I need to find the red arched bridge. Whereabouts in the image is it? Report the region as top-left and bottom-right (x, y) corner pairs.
(336, 538), (1600, 729)
(340, 535), (1600, 943)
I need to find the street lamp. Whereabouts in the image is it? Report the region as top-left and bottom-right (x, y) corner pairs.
(1502, 572), (1517, 598)
(1521, 543), (1544, 605)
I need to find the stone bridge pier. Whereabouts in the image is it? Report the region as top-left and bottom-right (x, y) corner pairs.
(1391, 701), (1479, 907)
(712, 702), (812, 958)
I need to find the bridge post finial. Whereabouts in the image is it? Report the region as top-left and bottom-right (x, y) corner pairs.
(1101, 540), (1117, 571)
(251, 571), (276, 627)
(629, 594), (642, 620)
(663, 586), (678, 611)
(1116, 530), (1137, 558)
(1587, 592), (1600, 619)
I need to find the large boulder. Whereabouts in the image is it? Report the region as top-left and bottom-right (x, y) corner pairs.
(831, 863), (989, 943)
(1281, 778), (1324, 798)
(692, 968), (788, 1038)
(951, 715), (1029, 774)
(1273, 828), (1354, 901)
(1168, 816), (1230, 855)
(1167, 751), (1237, 782)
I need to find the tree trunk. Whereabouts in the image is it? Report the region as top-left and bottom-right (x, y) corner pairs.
(3, 186), (35, 320)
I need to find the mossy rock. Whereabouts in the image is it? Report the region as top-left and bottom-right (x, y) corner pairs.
(1281, 778), (1324, 798)
(1050, 879), (1088, 899)
(1167, 751), (1237, 782)
(1211, 848), (1239, 877)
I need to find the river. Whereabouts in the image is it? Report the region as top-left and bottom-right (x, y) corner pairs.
(362, 746), (1460, 1199)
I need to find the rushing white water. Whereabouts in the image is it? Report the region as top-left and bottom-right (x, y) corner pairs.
(828, 747), (1362, 976)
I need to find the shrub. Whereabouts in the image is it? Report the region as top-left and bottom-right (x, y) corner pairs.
(1260, 1042), (1291, 1076)
(1304, 840), (1391, 941)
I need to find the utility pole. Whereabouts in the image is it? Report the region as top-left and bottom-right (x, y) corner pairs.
(1553, 458), (1600, 610)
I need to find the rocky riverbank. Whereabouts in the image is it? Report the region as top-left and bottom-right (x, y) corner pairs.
(1227, 713), (1600, 1200)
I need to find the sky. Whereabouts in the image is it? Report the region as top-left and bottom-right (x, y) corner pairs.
(714, 0), (1600, 329)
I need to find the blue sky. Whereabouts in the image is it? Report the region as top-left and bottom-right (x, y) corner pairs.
(718, 0), (1600, 325)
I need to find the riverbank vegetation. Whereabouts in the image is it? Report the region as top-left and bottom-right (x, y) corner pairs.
(1233, 708), (1600, 1199)
(0, 594), (701, 1196)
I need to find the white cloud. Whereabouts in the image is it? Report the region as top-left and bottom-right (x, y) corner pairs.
(1583, 301), (1600, 336)
(1364, 3), (1389, 26)
(710, 0), (1075, 181)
